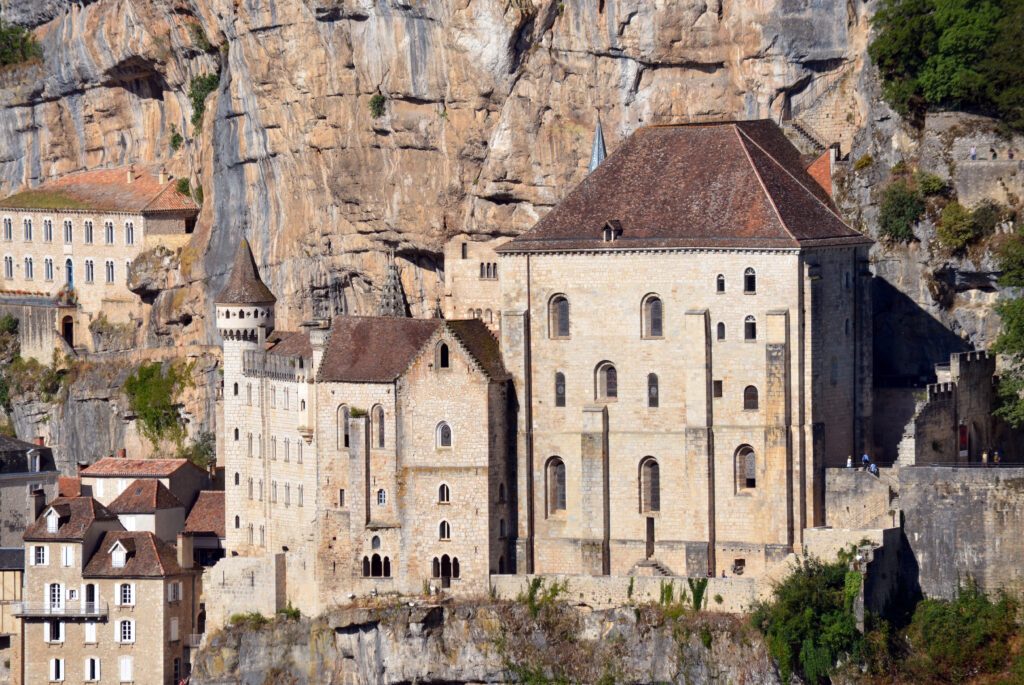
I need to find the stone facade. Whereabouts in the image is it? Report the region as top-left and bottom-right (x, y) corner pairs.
(442, 234), (510, 333)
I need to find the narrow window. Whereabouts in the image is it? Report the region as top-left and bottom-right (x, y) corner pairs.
(339, 489), (345, 507)
(554, 372), (566, 407)
(24, 256), (32, 280)
(640, 458), (660, 512)
(480, 263), (485, 278)
(234, 515), (240, 529)
(233, 382), (239, 396)
(371, 535), (381, 550)
(104, 221), (113, 245)
(744, 315), (756, 340)
(374, 405), (385, 447)
(737, 446), (756, 490)
(2, 217), (11, 241)
(713, 380), (723, 398)
(646, 373), (659, 408)
(716, 274), (725, 293)
(439, 520), (451, 540)
(550, 295), (570, 338)
(461, 242), (468, 259)
(597, 363), (617, 400)
(437, 422), (452, 448)
(744, 268), (756, 293)
(743, 385), (759, 410)
(44, 257), (53, 281)
(438, 483), (450, 503)
(437, 342), (450, 369)
(337, 405), (350, 448)
(643, 295), (663, 337)
(717, 322), (725, 340)
(547, 457), (566, 513)
(233, 472), (239, 485)
(23, 218), (31, 241)
(64, 220), (73, 244)
(377, 489), (387, 506)
(233, 428), (239, 441)
(84, 220), (92, 244)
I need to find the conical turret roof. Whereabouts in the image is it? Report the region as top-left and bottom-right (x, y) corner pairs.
(589, 116), (607, 173)
(216, 239), (276, 305)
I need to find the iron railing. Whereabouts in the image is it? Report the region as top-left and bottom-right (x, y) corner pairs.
(11, 601), (108, 618)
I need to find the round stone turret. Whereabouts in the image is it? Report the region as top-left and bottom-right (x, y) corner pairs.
(216, 239), (276, 342)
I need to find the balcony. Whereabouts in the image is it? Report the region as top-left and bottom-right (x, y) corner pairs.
(185, 633), (204, 648)
(11, 601), (108, 618)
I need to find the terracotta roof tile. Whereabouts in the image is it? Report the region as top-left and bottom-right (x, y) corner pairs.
(109, 479), (184, 514)
(58, 477), (81, 497)
(0, 167), (199, 214)
(317, 317), (442, 383)
(80, 457), (202, 479)
(498, 120), (869, 254)
(83, 531), (186, 578)
(215, 239), (277, 305)
(183, 491), (225, 538)
(24, 496), (119, 541)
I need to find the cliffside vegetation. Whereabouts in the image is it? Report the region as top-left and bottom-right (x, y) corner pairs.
(0, 19), (41, 67)
(993, 234), (1024, 426)
(870, 0), (1024, 130)
(123, 361), (191, 447)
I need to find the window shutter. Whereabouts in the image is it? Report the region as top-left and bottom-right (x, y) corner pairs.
(119, 656), (133, 682)
(85, 621), (96, 643)
(59, 621), (65, 643)
(167, 583), (173, 602)
(170, 616), (179, 641)
(129, 583), (136, 605)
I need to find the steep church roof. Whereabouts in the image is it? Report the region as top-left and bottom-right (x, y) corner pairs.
(216, 239), (277, 305)
(498, 120), (869, 254)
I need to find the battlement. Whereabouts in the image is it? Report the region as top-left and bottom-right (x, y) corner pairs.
(927, 382), (955, 402)
(949, 349), (995, 381)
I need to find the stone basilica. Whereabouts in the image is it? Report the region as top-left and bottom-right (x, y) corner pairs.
(210, 120), (872, 620)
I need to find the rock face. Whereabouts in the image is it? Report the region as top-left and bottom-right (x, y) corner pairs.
(190, 603), (782, 685)
(0, 0), (873, 336)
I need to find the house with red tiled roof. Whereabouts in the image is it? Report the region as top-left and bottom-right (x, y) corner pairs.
(80, 456), (210, 511)
(108, 480), (186, 543)
(182, 491), (225, 566)
(0, 166), (199, 361)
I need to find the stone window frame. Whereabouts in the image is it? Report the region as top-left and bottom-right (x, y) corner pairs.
(377, 489), (387, 506)
(716, 322), (726, 341)
(438, 520), (451, 541)
(639, 456), (660, 513)
(641, 293), (664, 339)
(743, 385), (759, 411)
(735, 445), (757, 493)
(438, 483), (451, 504)
(744, 267), (757, 294)
(84, 655), (100, 682)
(436, 342), (451, 370)
(716, 274), (726, 293)
(554, 371), (566, 407)
(545, 456), (567, 516)
(436, 421), (453, 449)
(83, 219), (93, 244)
(373, 404), (386, 448)
(548, 294), (571, 339)
(647, 373), (659, 408)
(595, 361), (618, 402)
(744, 315), (757, 341)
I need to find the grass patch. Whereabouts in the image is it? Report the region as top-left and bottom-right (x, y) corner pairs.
(175, 178), (191, 197)
(188, 22), (214, 53)
(0, 190), (92, 210)
(369, 93), (386, 118)
(229, 611), (269, 629)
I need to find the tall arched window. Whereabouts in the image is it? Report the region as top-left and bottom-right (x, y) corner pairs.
(716, 274), (725, 293)
(596, 362), (617, 401)
(743, 385), (759, 410)
(717, 322), (726, 341)
(549, 295), (570, 338)
(554, 372), (566, 407)
(436, 422), (452, 448)
(234, 516), (240, 529)
(233, 472), (239, 485)
(337, 405), (350, 448)
(736, 446), (757, 490)
(373, 405), (385, 448)
(436, 342), (450, 369)
(647, 373), (659, 408)
(643, 295), (664, 338)
(546, 457), (566, 514)
(744, 268), (756, 293)
(439, 520), (451, 540)
(744, 316), (757, 340)
(640, 457), (660, 512)
(438, 483), (450, 503)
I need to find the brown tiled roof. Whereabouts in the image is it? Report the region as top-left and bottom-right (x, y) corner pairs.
(183, 491), (225, 538)
(0, 167), (199, 214)
(498, 120), (869, 253)
(267, 330), (312, 358)
(446, 319), (509, 380)
(24, 496), (119, 542)
(215, 239), (277, 305)
(317, 317), (508, 383)
(80, 457), (202, 479)
(109, 479), (184, 514)
(83, 531), (186, 578)
(58, 477), (81, 497)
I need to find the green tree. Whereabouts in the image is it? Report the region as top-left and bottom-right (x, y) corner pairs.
(993, 231), (1024, 426)
(0, 19), (42, 66)
(981, 1), (1024, 130)
(124, 362), (187, 447)
(878, 180), (925, 242)
(936, 201), (977, 251)
(868, 0), (937, 116)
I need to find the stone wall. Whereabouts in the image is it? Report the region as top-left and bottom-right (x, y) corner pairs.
(900, 466), (1024, 599)
(0, 301), (59, 363)
(202, 553), (286, 630)
(824, 467), (897, 530)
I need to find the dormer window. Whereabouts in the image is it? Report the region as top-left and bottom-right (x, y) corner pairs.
(113, 550), (126, 568)
(45, 510), (58, 534)
(602, 220), (622, 243)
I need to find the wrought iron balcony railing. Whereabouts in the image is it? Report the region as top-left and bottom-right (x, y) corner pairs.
(11, 601), (108, 618)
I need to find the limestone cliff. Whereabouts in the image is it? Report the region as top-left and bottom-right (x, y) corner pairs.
(0, 0), (873, 336)
(191, 602), (781, 685)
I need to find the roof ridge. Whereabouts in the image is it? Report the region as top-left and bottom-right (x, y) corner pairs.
(446, 320), (507, 379)
(394, 320), (446, 380)
(732, 126), (799, 245)
(735, 126), (850, 229)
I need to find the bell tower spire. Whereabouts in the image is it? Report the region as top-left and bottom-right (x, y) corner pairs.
(589, 114), (607, 173)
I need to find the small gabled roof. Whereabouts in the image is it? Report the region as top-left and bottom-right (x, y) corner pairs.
(83, 531), (186, 578)
(109, 479), (184, 514)
(215, 239), (276, 305)
(79, 457), (205, 479)
(0, 166), (199, 214)
(183, 491), (225, 538)
(317, 317), (507, 383)
(266, 330), (312, 358)
(24, 496), (119, 542)
(498, 120), (869, 254)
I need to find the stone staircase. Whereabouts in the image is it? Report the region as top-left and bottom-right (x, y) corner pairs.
(629, 559), (675, 577)
(782, 120), (828, 156)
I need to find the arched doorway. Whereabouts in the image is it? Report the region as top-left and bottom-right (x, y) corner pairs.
(61, 316), (74, 347)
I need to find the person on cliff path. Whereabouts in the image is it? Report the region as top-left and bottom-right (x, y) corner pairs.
(994, 451), (1001, 467)
(869, 462), (879, 477)
(970, 146), (977, 160)
(982, 450), (989, 466)
(861, 453), (870, 470)
(846, 455), (853, 469)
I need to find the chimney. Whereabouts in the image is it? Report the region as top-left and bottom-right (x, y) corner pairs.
(34, 436), (45, 446)
(177, 532), (194, 570)
(158, 168), (167, 185)
(117, 448), (127, 459)
(126, 164), (134, 184)
(30, 488), (46, 520)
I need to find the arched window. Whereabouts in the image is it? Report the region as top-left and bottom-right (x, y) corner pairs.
(643, 295), (664, 338)
(234, 516), (240, 529)
(436, 422), (452, 448)
(640, 457), (660, 512)
(744, 316), (756, 340)
(440, 554), (452, 579)
(744, 267), (756, 293)
(376, 489), (387, 506)
(743, 386), (759, 410)
(233, 428), (239, 441)
(436, 342), (450, 369)
(717, 322), (726, 341)
(383, 557), (391, 577)
(371, 554), (383, 577)
(371, 535), (381, 550)
(337, 405), (350, 448)
(247, 433), (253, 457)
(647, 373), (659, 408)
(596, 362), (617, 400)
(716, 274), (725, 293)
(480, 263), (485, 278)
(549, 295), (570, 338)
(554, 372), (566, 407)
(438, 483), (450, 503)
(439, 520), (451, 540)
(233, 472), (239, 485)
(362, 557), (370, 577)
(233, 382), (239, 396)
(546, 457), (566, 514)
(453, 557), (460, 578)
(736, 446), (757, 490)
(373, 405), (385, 448)
(432, 557), (441, 578)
